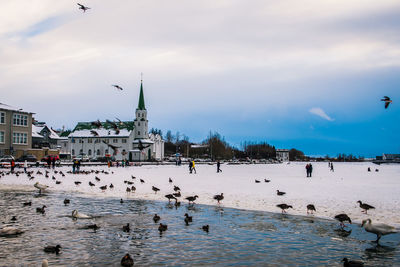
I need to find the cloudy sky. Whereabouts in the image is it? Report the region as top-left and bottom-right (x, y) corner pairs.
(1, 0), (399, 156)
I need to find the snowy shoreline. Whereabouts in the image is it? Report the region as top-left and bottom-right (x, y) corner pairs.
(1, 162), (399, 227)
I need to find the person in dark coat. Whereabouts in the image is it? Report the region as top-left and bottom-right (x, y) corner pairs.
(47, 157), (51, 169)
(51, 157), (56, 169)
(309, 163), (313, 177)
(305, 164), (310, 177)
(217, 160), (222, 173)
(189, 160), (193, 174)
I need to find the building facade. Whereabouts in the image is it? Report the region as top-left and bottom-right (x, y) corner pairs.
(0, 103), (34, 157)
(276, 149), (290, 162)
(68, 81), (164, 161)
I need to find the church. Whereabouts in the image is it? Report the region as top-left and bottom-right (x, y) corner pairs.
(68, 81), (164, 161)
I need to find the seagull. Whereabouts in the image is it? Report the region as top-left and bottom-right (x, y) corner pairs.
(357, 201), (375, 214)
(112, 84), (123, 90)
(121, 253), (134, 267)
(77, 3), (90, 12)
(381, 96), (392, 109)
(342, 258), (364, 267)
(213, 193), (224, 204)
(361, 219), (397, 243)
(34, 182), (49, 193)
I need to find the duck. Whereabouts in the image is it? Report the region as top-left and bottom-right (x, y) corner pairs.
(95, 176), (101, 182)
(158, 223), (168, 233)
(109, 183), (114, 189)
(276, 190), (286, 196)
(264, 179), (271, 183)
(165, 194), (176, 202)
(36, 205), (47, 214)
(342, 257), (364, 267)
(23, 201), (32, 206)
(131, 186), (136, 192)
(11, 216), (17, 221)
(44, 245), (61, 254)
(185, 195), (199, 204)
(357, 201), (375, 214)
(202, 225), (209, 233)
(307, 204), (316, 214)
(276, 204), (292, 213)
(153, 214), (161, 223)
(334, 214), (352, 228)
(184, 213), (193, 223)
(87, 224), (100, 230)
(173, 192), (181, 198)
(0, 227), (24, 237)
(89, 181), (95, 187)
(72, 210), (92, 219)
(140, 179), (145, 183)
(34, 182), (49, 193)
(121, 253), (134, 267)
(174, 199), (181, 208)
(255, 179), (260, 183)
(64, 199), (70, 205)
(120, 198), (124, 204)
(169, 177), (173, 183)
(152, 186), (160, 194)
(122, 223), (130, 232)
(213, 193), (224, 204)
(173, 185), (181, 192)
(74, 181), (82, 185)
(55, 181), (61, 185)
(99, 185), (107, 191)
(361, 218), (397, 243)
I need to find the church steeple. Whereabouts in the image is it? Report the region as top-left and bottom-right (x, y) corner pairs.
(137, 79), (146, 110)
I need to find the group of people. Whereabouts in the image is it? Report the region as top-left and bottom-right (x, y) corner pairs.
(328, 162), (334, 172)
(305, 163), (313, 177)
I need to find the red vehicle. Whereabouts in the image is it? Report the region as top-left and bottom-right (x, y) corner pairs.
(41, 155), (60, 162)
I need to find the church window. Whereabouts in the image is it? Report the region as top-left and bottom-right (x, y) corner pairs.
(138, 131), (140, 136)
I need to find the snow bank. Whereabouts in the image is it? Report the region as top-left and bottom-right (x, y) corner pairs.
(1, 162), (399, 227)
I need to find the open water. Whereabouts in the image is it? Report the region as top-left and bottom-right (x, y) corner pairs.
(0, 190), (399, 266)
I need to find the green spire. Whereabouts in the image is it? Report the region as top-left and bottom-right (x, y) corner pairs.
(138, 80), (146, 110)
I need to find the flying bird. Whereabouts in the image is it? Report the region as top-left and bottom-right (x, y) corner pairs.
(381, 96), (392, 109)
(90, 130), (99, 137)
(112, 84), (123, 90)
(77, 3), (90, 12)
(102, 140), (121, 155)
(91, 120), (102, 128)
(106, 120), (120, 134)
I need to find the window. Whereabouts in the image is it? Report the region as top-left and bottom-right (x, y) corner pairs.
(122, 139), (127, 143)
(71, 138), (75, 143)
(97, 149), (100, 156)
(113, 139), (118, 143)
(13, 132), (27, 144)
(0, 131), (4, 143)
(79, 139), (84, 143)
(138, 131), (140, 136)
(138, 122), (140, 126)
(72, 149), (75, 156)
(0, 112), (4, 124)
(88, 138), (93, 143)
(95, 138), (100, 143)
(103, 139), (109, 143)
(13, 114), (28, 126)
(79, 149), (83, 154)
(88, 149), (92, 156)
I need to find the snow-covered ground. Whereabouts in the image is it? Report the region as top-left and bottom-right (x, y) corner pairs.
(1, 162), (399, 227)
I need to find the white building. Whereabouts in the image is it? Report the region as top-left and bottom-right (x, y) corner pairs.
(276, 149), (290, 162)
(68, 81), (164, 161)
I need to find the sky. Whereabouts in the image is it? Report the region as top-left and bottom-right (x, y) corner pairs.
(1, 0), (399, 157)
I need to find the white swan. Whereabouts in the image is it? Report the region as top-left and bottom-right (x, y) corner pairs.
(0, 227), (24, 237)
(361, 219), (398, 243)
(34, 182), (49, 193)
(72, 210), (92, 219)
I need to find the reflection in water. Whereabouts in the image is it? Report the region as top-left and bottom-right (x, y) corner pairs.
(0, 190), (399, 266)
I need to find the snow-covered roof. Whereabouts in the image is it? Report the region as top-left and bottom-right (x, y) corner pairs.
(69, 129), (132, 138)
(132, 139), (154, 144)
(0, 103), (34, 114)
(32, 124), (61, 140)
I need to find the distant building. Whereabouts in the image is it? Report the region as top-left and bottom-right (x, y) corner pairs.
(276, 149), (289, 162)
(32, 123), (62, 149)
(382, 154), (400, 161)
(0, 103), (34, 157)
(68, 80), (164, 161)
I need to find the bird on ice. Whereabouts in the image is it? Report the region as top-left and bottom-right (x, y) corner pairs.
(381, 96), (392, 109)
(361, 219), (397, 243)
(34, 182), (49, 193)
(112, 84), (123, 90)
(77, 3), (90, 12)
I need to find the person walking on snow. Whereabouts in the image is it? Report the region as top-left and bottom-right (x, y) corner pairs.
(192, 160), (196, 174)
(23, 160), (28, 173)
(189, 160), (193, 173)
(217, 160), (222, 173)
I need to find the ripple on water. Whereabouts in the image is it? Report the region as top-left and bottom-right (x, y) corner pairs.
(0, 190), (399, 266)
